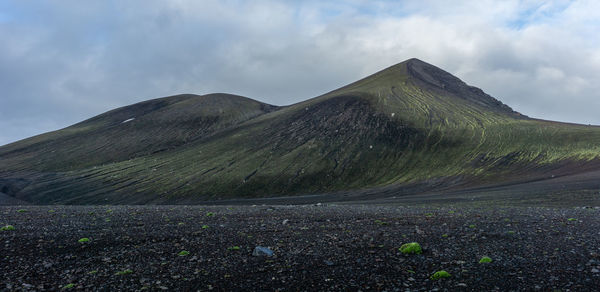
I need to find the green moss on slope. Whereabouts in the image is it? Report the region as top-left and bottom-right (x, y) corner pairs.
(3, 59), (600, 203)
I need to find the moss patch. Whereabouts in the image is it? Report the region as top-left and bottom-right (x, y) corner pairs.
(479, 256), (493, 263)
(0, 225), (15, 231)
(430, 270), (451, 280)
(115, 269), (133, 276)
(399, 242), (422, 254)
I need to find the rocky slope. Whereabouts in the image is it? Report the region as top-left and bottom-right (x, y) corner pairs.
(2, 59), (600, 204)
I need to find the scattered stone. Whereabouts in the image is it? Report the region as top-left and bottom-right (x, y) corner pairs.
(252, 246), (274, 257)
(1, 205), (599, 290)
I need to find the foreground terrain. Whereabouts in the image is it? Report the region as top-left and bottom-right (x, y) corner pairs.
(2, 204), (600, 291)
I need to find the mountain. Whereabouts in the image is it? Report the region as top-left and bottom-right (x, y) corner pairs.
(2, 58), (600, 204)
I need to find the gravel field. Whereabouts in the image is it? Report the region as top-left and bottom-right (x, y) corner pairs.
(1, 204), (600, 291)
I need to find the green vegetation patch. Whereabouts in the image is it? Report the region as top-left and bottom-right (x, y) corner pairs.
(399, 242), (422, 254)
(16, 209), (27, 213)
(178, 250), (190, 256)
(479, 256), (493, 263)
(206, 212), (215, 217)
(430, 270), (451, 280)
(228, 246), (241, 251)
(0, 225), (15, 231)
(374, 219), (388, 225)
(567, 218), (577, 221)
(201, 225), (209, 229)
(78, 237), (90, 243)
(115, 269), (133, 276)
(62, 283), (75, 289)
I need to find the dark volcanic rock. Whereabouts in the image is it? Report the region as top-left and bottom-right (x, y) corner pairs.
(1, 205), (599, 291)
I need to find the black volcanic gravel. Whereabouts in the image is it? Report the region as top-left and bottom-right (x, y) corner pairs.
(1, 205), (600, 291)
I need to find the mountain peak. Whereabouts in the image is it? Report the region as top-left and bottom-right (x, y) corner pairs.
(380, 58), (522, 117)
(326, 58), (524, 118)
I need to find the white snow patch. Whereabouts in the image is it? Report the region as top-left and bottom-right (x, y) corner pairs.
(391, 112), (395, 117)
(121, 118), (135, 124)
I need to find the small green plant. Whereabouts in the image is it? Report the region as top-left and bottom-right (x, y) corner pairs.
(406, 269), (416, 274)
(88, 270), (98, 275)
(78, 237), (90, 243)
(442, 234), (448, 238)
(206, 212), (215, 217)
(115, 269), (133, 275)
(178, 222), (185, 226)
(468, 224), (476, 228)
(374, 219), (387, 225)
(201, 225), (209, 229)
(430, 270), (451, 280)
(48, 209), (56, 213)
(16, 209), (27, 213)
(1, 225), (15, 231)
(507, 230), (515, 235)
(567, 218), (577, 221)
(479, 256), (493, 263)
(425, 213), (433, 217)
(106, 209), (113, 213)
(399, 242), (422, 254)
(178, 250), (190, 256)
(63, 283), (75, 289)
(228, 246), (241, 251)
(448, 210), (455, 214)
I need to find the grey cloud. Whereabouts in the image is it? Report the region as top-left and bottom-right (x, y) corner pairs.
(1, 0), (600, 145)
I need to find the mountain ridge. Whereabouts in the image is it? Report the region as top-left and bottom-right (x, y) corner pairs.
(2, 58), (600, 204)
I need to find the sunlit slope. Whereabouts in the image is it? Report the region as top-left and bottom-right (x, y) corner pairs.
(2, 58), (600, 204)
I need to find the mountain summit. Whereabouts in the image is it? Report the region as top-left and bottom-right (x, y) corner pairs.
(404, 58), (520, 115)
(2, 59), (600, 204)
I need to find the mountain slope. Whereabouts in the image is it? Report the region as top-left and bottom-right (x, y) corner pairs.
(0, 93), (278, 171)
(2, 58), (600, 204)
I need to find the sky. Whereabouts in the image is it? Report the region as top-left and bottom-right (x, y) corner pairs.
(1, 0), (600, 146)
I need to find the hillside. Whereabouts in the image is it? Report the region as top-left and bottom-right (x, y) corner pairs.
(2, 58), (600, 204)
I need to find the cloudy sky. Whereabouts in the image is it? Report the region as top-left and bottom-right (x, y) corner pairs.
(1, 0), (600, 146)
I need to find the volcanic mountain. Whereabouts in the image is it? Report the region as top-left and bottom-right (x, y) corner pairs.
(2, 58), (600, 204)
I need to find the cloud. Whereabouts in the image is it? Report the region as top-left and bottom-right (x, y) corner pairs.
(1, 0), (600, 145)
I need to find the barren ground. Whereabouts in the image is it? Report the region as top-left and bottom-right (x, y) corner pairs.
(2, 204), (600, 291)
